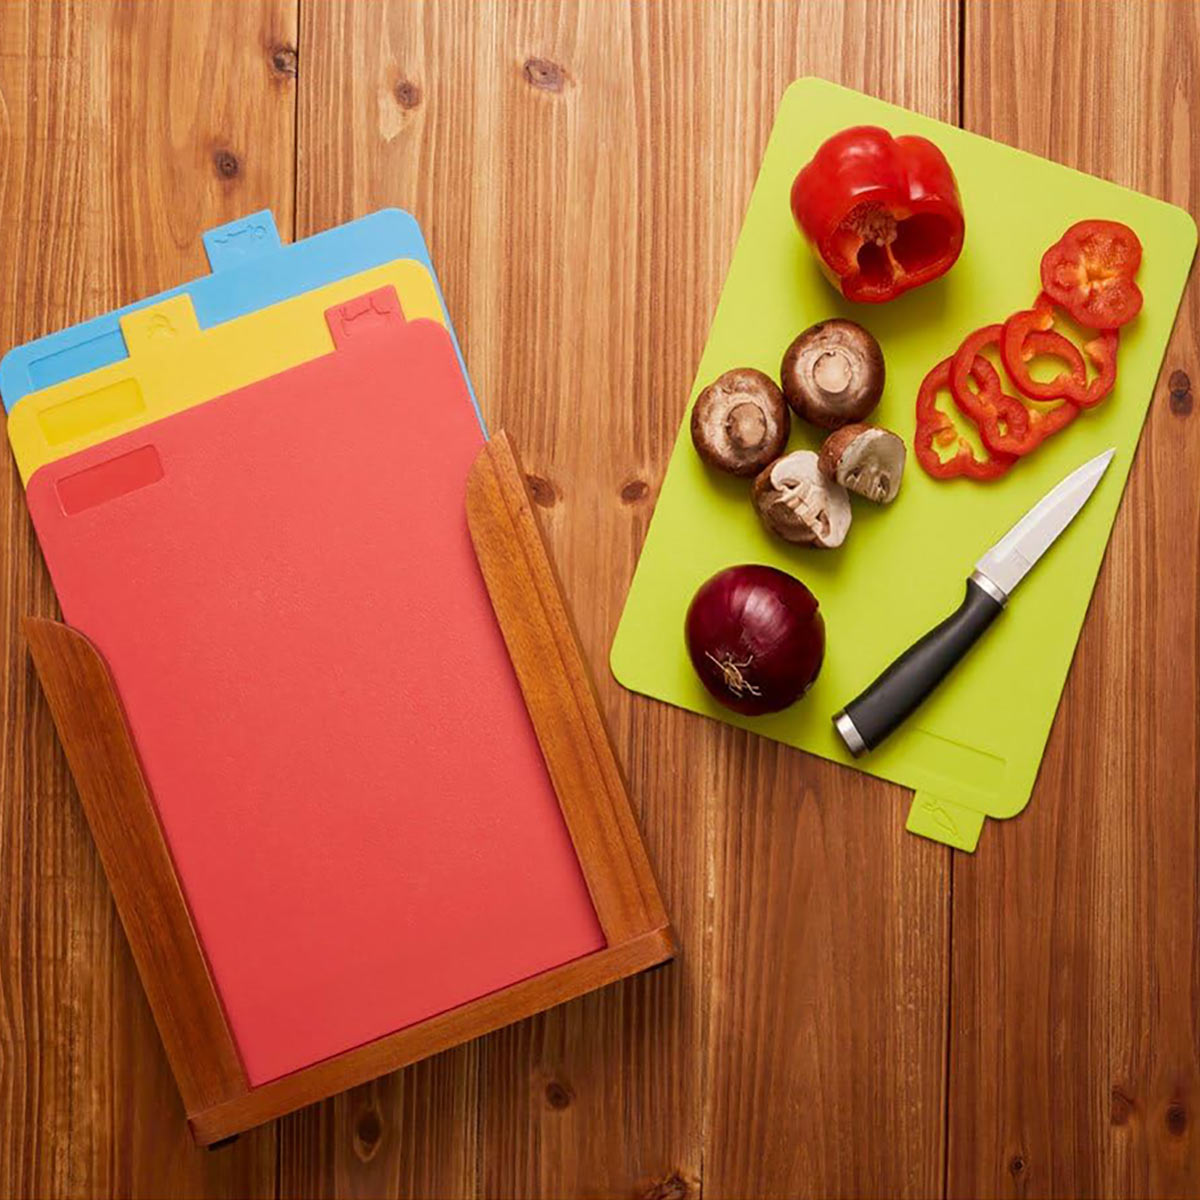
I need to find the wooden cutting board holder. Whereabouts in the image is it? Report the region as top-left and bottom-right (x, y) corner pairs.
(24, 430), (673, 1146)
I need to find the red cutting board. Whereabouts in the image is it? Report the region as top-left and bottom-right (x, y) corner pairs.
(25, 289), (605, 1086)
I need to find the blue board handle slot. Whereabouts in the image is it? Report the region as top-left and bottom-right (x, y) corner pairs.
(202, 211), (283, 273)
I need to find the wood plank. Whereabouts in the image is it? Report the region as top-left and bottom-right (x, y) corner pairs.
(0, 2), (295, 1195)
(952, 3), (1200, 1198)
(681, 3), (957, 1197)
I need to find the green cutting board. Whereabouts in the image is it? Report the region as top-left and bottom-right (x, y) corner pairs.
(611, 77), (1195, 851)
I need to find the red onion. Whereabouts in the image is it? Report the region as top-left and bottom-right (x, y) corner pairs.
(685, 564), (825, 715)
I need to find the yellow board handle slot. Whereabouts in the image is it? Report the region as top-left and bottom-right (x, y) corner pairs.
(8, 260), (445, 485)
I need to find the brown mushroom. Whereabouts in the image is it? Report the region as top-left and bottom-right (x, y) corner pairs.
(752, 451), (851, 548)
(818, 423), (906, 504)
(691, 368), (790, 477)
(780, 319), (885, 429)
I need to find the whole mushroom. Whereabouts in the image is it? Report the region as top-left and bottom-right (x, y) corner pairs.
(818, 423), (907, 504)
(752, 450), (852, 548)
(691, 368), (790, 477)
(780, 319), (885, 429)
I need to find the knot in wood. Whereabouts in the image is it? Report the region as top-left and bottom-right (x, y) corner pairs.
(641, 1171), (693, 1200)
(525, 474), (557, 507)
(1168, 368), (1193, 416)
(353, 1107), (384, 1161)
(523, 57), (566, 92)
(271, 43), (298, 78)
(394, 79), (422, 109)
(212, 149), (240, 180)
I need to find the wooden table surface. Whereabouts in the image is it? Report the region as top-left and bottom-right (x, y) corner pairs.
(1, 2), (1197, 1197)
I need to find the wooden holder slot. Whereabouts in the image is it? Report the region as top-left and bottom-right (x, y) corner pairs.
(24, 430), (673, 1145)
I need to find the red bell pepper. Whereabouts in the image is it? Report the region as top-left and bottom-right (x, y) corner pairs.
(1001, 293), (1120, 409)
(915, 357), (1014, 481)
(791, 126), (965, 303)
(1040, 219), (1143, 329)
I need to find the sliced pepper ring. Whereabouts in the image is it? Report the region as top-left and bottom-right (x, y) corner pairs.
(1001, 293), (1119, 409)
(949, 324), (1031, 445)
(951, 322), (1082, 456)
(915, 356), (1015, 481)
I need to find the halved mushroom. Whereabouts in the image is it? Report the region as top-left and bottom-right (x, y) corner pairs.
(752, 450), (851, 548)
(780, 319), (885, 429)
(691, 368), (790, 477)
(818, 423), (906, 504)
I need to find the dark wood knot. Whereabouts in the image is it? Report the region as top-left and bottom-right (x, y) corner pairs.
(523, 57), (566, 92)
(212, 149), (240, 180)
(270, 43), (298, 78)
(353, 1106), (384, 1161)
(1166, 1101), (1188, 1136)
(641, 1171), (694, 1200)
(394, 79), (422, 109)
(1008, 1154), (1026, 1177)
(620, 479), (649, 504)
(544, 1079), (573, 1110)
(1111, 1085), (1134, 1125)
(525, 474), (557, 507)
(1168, 368), (1192, 416)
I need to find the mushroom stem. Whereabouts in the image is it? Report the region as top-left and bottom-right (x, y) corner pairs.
(725, 401), (768, 451)
(813, 349), (853, 396)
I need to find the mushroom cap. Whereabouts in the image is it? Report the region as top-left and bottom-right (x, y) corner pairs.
(780, 319), (886, 429)
(818, 423), (906, 504)
(691, 368), (790, 477)
(752, 450), (852, 548)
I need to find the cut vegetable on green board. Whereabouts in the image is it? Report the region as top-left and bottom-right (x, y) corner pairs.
(790, 124), (966, 302)
(610, 77), (1196, 851)
(917, 218), (1142, 481)
(685, 565), (825, 716)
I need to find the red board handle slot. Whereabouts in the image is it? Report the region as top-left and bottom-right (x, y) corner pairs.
(325, 286), (406, 348)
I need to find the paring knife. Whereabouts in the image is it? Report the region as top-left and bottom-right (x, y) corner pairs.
(833, 447), (1116, 757)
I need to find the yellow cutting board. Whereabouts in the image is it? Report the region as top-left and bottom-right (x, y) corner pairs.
(610, 78), (1195, 851)
(6, 260), (447, 484)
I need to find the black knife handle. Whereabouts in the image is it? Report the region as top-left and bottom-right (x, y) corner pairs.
(833, 572), (1005, 755)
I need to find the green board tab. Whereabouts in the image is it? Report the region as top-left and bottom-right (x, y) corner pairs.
(610, 78), (1195, 851)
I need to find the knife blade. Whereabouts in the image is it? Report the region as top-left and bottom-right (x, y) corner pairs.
(832, 448), (1116, 757)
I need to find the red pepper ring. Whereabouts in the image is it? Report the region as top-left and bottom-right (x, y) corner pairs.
(951, 323), (1082, 457)
(1001, 294), (1120, 409)
(949, 323), (1032, 446)
(976, 351), (1080, 455)
(914, 356), (1015, 481)
(950, 324), (1084, 453)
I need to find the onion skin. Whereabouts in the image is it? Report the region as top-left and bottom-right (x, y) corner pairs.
(685, 564), (825, 716)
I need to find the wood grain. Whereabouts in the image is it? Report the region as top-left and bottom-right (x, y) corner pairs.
(4, 1), (1199, 1196)
(950, 3), (1200, 1198)
(22, 619), (246, 1113)
(0, 3), (293, 1196)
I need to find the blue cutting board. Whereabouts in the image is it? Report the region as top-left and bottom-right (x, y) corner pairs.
(0, 208), (482, 429)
